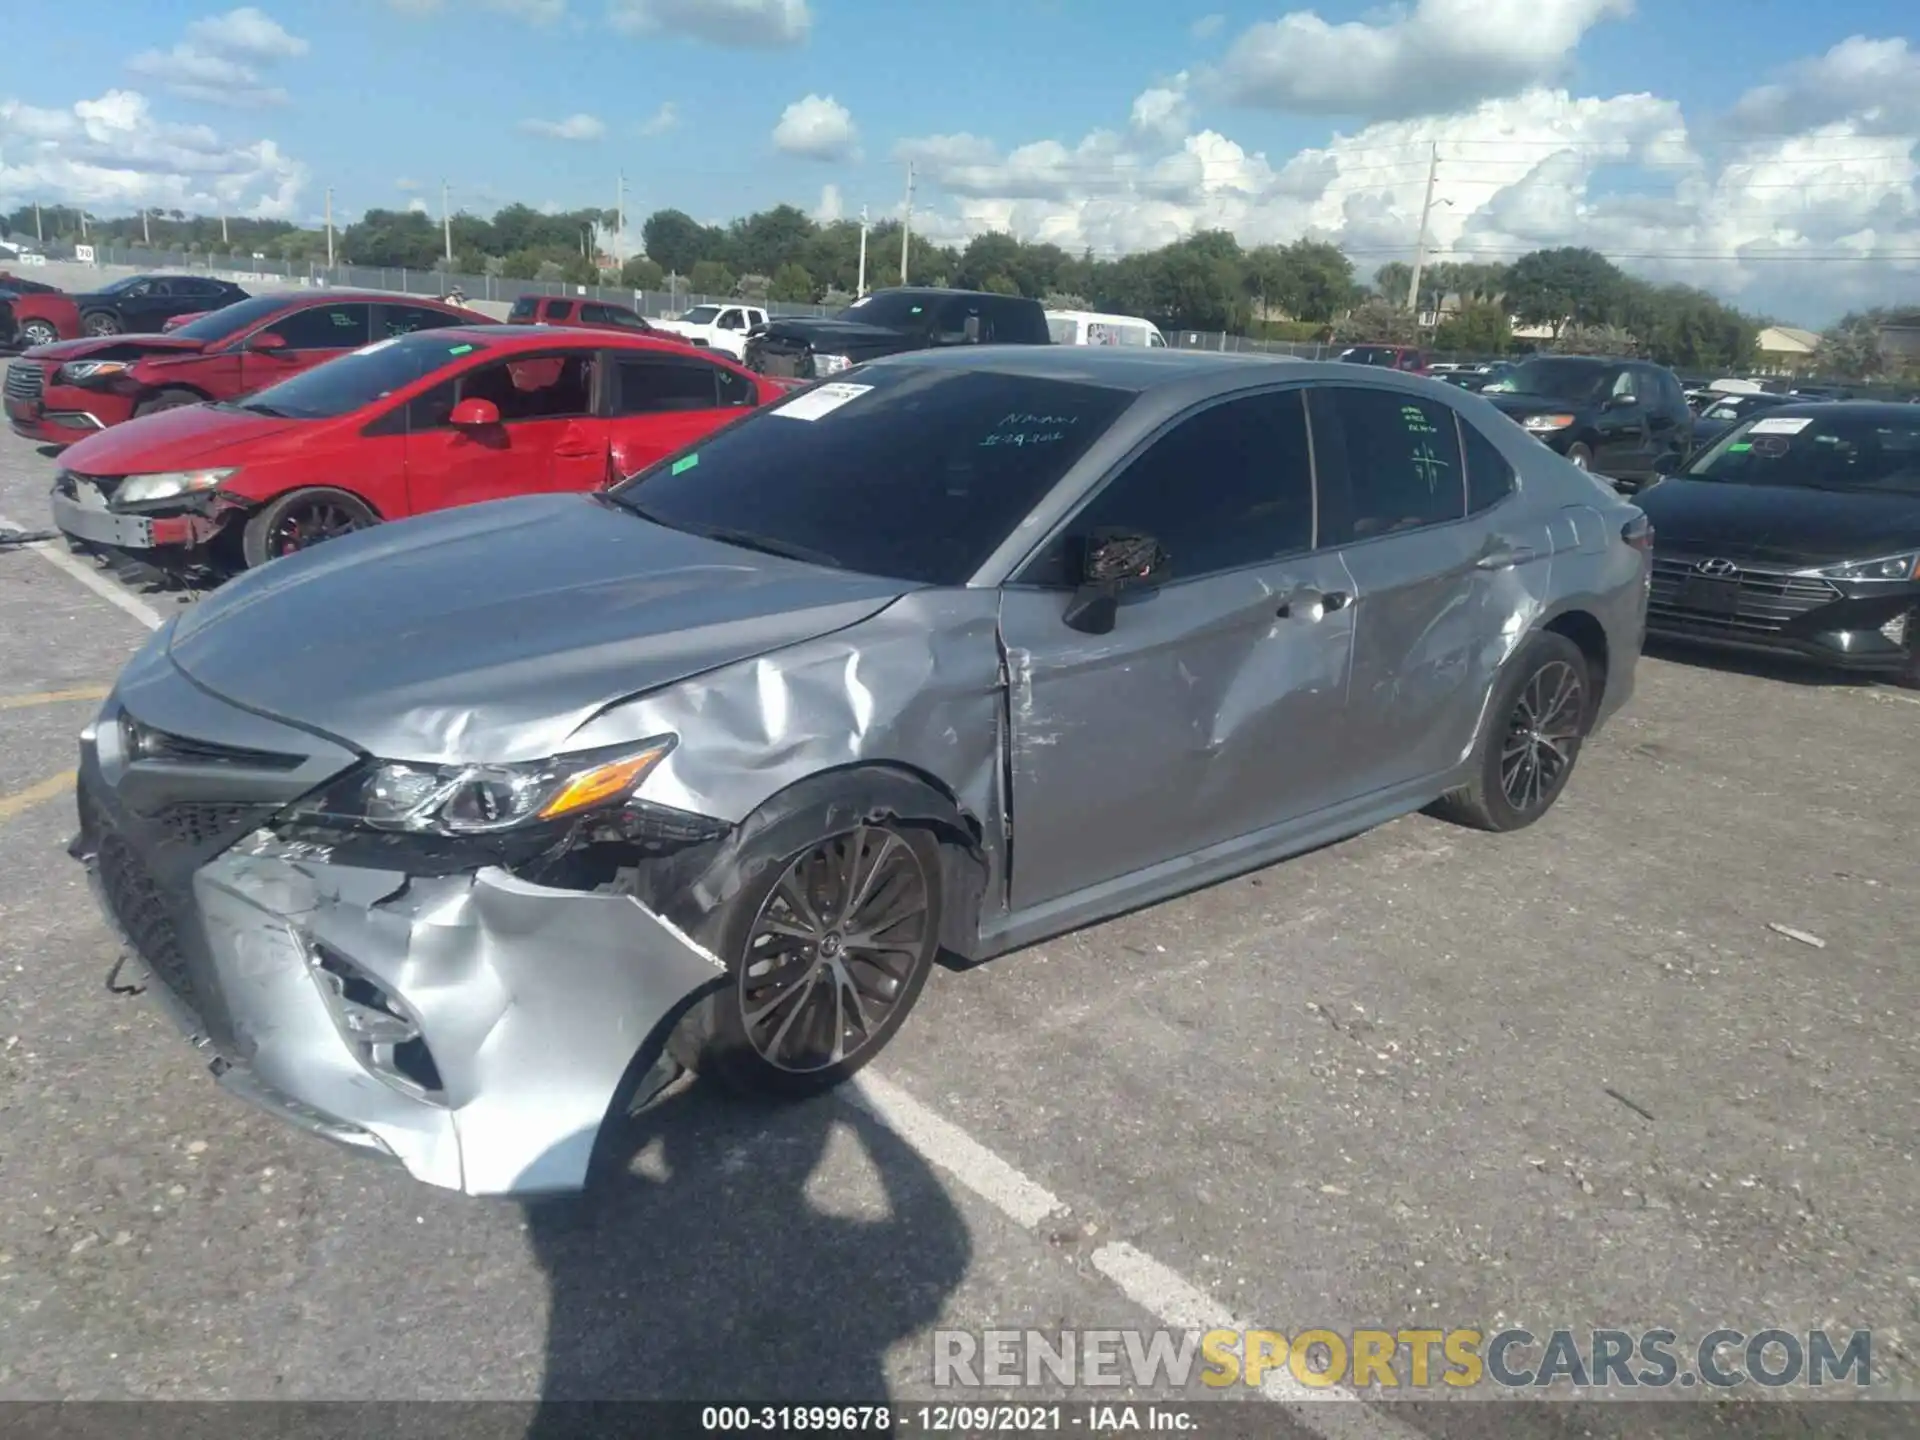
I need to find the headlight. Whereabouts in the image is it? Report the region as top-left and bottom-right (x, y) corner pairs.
(813, 352), (853, 376)
(285, 738), (675, 836)
(1796, 551), (1920, 582)
(1521, 413), (1576, 432)
(113, 468), (238, 505)
(58, 360), (133, 384)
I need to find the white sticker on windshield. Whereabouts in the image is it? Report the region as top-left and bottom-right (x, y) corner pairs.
(1747, 415), (1812, 434)
(770, 382), (873, 422)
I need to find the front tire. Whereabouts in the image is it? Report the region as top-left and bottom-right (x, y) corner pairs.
(240, 487), (377, 567)
(1431, 631), (1592, 833)
(133, 388), (202, 418)
(18, 319), (59, 348)
(1564, 441), (1594, 470)
(676, 822), (943, 1099)
(82, 311), (122, 338)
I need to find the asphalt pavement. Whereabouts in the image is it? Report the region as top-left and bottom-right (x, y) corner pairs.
(0, 423), (1915, 1436)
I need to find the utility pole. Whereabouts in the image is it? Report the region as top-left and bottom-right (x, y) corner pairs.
(142, 207), (151, 246)
(324, 188), (335, 269)
(899, 161), (914, 286)
(441, 179), (453, 266)
(220, 212), (229, 246)
(856, 205), (869, 296)
(33, 202), (42, 244)
(1405, 142), (1439, 320)
(615, 171), (625, 269)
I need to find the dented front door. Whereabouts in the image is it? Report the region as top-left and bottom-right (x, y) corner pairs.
(997, 557), (1357, 914)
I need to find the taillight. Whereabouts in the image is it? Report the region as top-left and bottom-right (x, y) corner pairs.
(1622, 514), (1654, 552)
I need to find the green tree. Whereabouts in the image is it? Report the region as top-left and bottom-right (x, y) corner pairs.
(1502, 247), (1624, 336)
(620, 255), (666, 289)
(1435, 301), (1511, 355)
(687, 259), (734, 297)
(726, 204), (817, 276)
(769, 262), (815, 302)
(641, 208), (723, 274)
(1815, 310), (1887, 380)
(1332, 298), (1419, 345)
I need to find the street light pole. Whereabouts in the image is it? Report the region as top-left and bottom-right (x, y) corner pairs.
(856, 205), (869, 296)
(1405, 142), (1439, 319)
(899, 161), (914, 286)
(324, 187), (335, 269)
(442, 179), (453, 266)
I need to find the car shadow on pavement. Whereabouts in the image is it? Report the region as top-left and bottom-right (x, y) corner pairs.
(519, 1078), (972, 1434)
(1644, 636), (1898, 691)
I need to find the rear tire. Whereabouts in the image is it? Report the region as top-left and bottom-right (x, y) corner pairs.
(82, 311), (121, 338)
(671, 821), (943, 1100)
(133, 388), (202, 418)
(18, 319), (59, 348)
(1564, 441), (1594, 470)
(240, 487), (377, 568)
(1431, 631), (1592, 833)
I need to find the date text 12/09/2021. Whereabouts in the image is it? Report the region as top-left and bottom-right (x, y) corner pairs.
(700, 1405), (1198, 1432)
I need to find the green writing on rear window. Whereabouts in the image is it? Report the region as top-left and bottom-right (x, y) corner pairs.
(671, 453), (699, 475)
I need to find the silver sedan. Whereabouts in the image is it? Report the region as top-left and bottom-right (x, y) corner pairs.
(72, 346), (1651, 1197)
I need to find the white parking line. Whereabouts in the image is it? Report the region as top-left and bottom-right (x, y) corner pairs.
(14, 510), (1415, 1433)
(0, 511), (170, 631)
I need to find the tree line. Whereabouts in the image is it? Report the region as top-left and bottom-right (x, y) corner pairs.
(7, 199), (1912, 376)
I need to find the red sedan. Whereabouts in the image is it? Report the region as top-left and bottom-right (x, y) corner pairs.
(48, 326), (788, 579)
(6, 291), (483, 447)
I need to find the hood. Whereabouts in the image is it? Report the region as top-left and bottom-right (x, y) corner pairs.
(759, 316), (910, 348)
(165, 493), (919, 764)
(1485, 392), (1596, 419)
(59, 402), (308, 474)
(1638, 476), (1920, 566)
(26, 333), (207, 364)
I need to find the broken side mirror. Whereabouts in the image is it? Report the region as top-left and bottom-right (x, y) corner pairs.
(449, 397), (501, 427)
(1062, 528), (1168, 635)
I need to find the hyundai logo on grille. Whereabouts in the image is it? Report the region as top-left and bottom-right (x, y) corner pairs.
(1693, 558), (1739, 578)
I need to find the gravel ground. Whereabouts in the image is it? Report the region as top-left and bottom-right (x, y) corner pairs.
(0, 423), (1915, 1436)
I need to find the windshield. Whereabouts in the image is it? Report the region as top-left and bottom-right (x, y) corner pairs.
(1483, 357), (1611, 401)
(1685, 411), (1920, 494)
(233, 331), (490, 420)
(169, 294), (290, 344)
(681, 305), (722, 325)
(835, 292), (934, 330)
(608, 367), (1136, 585)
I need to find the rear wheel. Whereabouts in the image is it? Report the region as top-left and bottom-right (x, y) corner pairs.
(1564, 441), (1594, 470)
(240, 488), (377, 568)
(673, 822), (943, 1099)
(82, 311), (121, 338)
(133, 388), (202, 418)
(17, 319), (58, 348)
(1431, 632), (1592, 833)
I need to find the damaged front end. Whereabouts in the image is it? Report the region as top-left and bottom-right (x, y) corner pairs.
(71, 637), (735, 1197)
(50, 469), (254, 585)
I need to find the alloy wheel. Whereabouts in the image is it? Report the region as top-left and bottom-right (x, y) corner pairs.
(1500, 660), (1585, 814)
(738, 826), (932, 1074)
(83, 314), (119, 338)
(20, 322), (57, 348)
(267, 499), (364, 557)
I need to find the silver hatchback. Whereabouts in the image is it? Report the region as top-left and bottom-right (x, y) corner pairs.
(72, 346), (1651, 1197)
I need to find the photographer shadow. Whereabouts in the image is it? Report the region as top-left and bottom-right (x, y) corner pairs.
(522, 1075), (972, 1435)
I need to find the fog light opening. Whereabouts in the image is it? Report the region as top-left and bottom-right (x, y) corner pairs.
(308, 944), (446, 1102)
(1880, 610), (1910, 647)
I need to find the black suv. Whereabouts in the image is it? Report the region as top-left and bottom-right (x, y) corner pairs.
(743, 287), (1051, 380)
(72, 274), (250, 337)
(1481, 355), (1692, 491)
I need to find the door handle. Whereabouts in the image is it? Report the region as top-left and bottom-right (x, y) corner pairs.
(1276, 589), (1350, 620)
(1476, 544), (1539, 570)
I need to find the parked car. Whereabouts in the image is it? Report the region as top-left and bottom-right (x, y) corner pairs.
(1444, 361), (1516, 393)
(4, 279), (82, 350)
(1481, 355), (1692, 490)
(68, 344), (1648, 1197)
(647, 302), (768, 359)
(69, 274), (251, 337)
(6, 292), (482, 447)
(161, 311), (208, 333)
(1635, 402), (1920, 686)
(1690, 390), (1798, 448)
(47, 326), (786, 580)
(1334, 344), (1429, 374)
(743, 287), (1052, 381)
(507, 294), (704, 346)
(1045, 309), (1167, 347)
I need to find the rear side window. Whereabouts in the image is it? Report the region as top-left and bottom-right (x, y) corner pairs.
(615, 356), (732, 413)
(547, 300), (574, 321)
(1458, 417), (1517, 513)
(987, 297), (1050, 344)
(1312, 386), (1466, 540)
(262, 302), (373, 350)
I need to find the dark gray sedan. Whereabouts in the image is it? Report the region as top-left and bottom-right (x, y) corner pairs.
(72, 347), (1652, 1196)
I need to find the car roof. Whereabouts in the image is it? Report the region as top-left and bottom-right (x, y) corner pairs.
(867, 344), (1310, 391)
(1750, 400), (1916, 421)
(433, 324), (713, 355)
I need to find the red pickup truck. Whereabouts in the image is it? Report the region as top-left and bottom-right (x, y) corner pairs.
(508, 294), (708, 347)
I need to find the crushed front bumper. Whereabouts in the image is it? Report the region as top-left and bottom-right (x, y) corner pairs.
(50, 481), (222, 554)
(73, 652), (728, 1198)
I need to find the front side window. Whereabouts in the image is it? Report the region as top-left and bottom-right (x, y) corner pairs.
(1040, 389), (1317, 583)
(455, 353), (594, 421)
(236, 332), (493, 420)
(614, 356), (736, 413)
(609, 368), (1136, 586)
(263, 303), (374, 350)
(1317, 387), (1466, 539)
(1485, 358), (1611, 402)
(381, 305), (468, 337)
(717, 309), (744, 330)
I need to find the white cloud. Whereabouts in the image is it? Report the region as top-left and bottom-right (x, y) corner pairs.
(1130, 74), (1192, 144)
(895, 62), (1920, 325)
(1191, 14), (1226, 40)
(813, 183), (842, 223)
(639, 101), (680, 136)
(1210, 0), (1633, 120)
(606, 0), (810, 48)
(125, 6), (309, 109)
(407, 197), (430, 214)
(772, 93), (857, 161)
(387, 0), (568, 18)
(1730, 36), (1920, 137)
(395, 176), (422, 190)
(520, 112), (608, 141)
(0, 88), (307, 219)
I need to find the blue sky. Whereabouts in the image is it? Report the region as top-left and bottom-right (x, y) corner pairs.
(2, 0), (1917, 323)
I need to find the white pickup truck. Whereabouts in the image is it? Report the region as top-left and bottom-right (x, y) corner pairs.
(647, 302), (768, 360)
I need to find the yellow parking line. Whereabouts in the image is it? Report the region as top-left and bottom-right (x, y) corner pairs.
(0, 770), (76, 824)
(0, 685), (111, 711)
